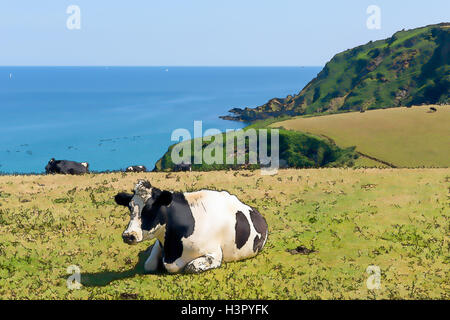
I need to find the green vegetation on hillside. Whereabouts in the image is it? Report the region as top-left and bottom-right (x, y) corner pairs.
(0, 169), (448, 299)
(273, 105), (450, 168)
(222, 23), (450, 122)
(154, 128), (357, 171)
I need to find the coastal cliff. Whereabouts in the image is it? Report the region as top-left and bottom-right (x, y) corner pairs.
(221, 23), (450, 122)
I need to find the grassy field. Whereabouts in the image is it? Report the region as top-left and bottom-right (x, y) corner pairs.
(0, 169), (448, 300)
(353, 156), (389, 168)
(272, 105), (450, 168)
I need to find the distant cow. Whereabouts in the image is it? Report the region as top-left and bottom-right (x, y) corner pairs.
(126, 165), (147, 173)
(114, 180), (268, 274)
(45, 158), (89, 175)
(429, 107), (437, 112)
(173, 162), (192, 172)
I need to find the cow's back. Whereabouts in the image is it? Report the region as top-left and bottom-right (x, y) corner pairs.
(57, 160), (88, 174)
(183, 190), (268, 262)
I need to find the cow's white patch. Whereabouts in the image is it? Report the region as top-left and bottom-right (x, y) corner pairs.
(180, 190), (263, 265)
(122, 190), (149, 242)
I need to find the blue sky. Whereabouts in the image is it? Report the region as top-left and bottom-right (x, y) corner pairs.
(0, 0), (448, 66)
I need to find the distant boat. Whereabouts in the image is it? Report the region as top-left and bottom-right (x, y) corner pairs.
(9, 73), (12, 79)
(165, 68), (169, 72)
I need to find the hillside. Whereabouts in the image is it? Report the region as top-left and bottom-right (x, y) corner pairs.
(272, 105), (450, 168)
(154, 128), (358, 171)
(0, 169), (448, 299)
(221, 23), (450, 122)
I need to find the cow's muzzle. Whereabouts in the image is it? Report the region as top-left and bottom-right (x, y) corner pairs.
(122, 232), (138, 245)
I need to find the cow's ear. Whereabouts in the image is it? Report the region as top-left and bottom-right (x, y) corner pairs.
(155, 191), (173, 207)
(114, 192), (133, 207)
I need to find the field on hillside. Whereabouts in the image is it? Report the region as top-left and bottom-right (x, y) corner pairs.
(0, 169), (448, 300)
(272, 105), (450, 168)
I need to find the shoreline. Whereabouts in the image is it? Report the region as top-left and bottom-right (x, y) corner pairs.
(1, 166), (449, 177)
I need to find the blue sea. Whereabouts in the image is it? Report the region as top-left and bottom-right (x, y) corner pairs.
(0, 67), (321, 173)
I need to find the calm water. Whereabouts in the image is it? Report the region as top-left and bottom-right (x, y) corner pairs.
(0, 67), (320, 173)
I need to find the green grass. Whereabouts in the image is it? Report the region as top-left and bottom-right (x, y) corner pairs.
(0, 169), (448, 299)
(272, 105), (450, 168)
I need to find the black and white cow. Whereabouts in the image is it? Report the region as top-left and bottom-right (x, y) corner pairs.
(126, 165), (147, 173)
(45, 158), (89, 175)
(114, 180), (268, 274)
(173, 162), (192, 172)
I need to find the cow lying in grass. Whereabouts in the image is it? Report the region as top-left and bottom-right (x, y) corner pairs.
(114, 180), (268, 274)
(173, 162), (192, 172)
(126, 165), (147, 173)
(45, 158), (89, 175)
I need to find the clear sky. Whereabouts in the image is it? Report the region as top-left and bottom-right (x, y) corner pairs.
(0, 0), (448, 66)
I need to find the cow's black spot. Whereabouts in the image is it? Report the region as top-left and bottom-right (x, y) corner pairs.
(235, 211), (251, 249)
(155, 191), (173, 206)
(249, 208), (268, 253)
(151, 188), (162, 198)
(141, 202), (167, 232)
(114, 192), (133, 207)
(140, 188), (166, 231)
(141, 180), (152, 189)
(149, 188), (172, 207)
(141, 189), (172, 232)
(163, 192), (195, 264)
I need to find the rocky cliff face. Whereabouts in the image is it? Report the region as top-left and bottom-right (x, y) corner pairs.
(221, 23), (450, 122)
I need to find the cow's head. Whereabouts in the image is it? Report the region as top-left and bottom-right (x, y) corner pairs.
(45, 158), (56, 173)
(114, 180), (172, 245)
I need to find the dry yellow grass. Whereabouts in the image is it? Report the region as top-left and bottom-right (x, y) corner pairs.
(0, 169), (449, 299)
(354, 156), (389, 168)
(272, 105), (450, 168)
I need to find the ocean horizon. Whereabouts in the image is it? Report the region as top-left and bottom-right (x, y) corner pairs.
(0, 66), (321, 174)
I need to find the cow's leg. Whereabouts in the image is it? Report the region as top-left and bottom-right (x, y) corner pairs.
(144, 240), (162, 273)
(184, 248), (223, 274)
